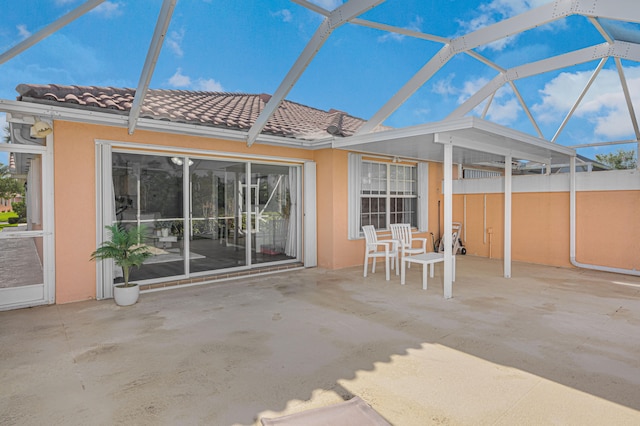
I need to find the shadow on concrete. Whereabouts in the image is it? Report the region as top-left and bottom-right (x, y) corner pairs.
(1, 256), (639, 425)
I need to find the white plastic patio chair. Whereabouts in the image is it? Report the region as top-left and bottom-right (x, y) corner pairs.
(390, 223), (428, 267)
(362, 225), (399, 281)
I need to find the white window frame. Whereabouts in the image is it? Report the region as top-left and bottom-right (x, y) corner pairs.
(348, 153), (428, 239)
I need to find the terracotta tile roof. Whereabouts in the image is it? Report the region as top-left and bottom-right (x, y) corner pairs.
(15, 84), (374, 140)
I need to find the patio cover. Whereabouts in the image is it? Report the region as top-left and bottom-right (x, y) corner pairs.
(333, 116), (577, 298)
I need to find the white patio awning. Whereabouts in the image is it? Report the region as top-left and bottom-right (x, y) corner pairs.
(334, 116), (576, 299)
(333, 116), (575, 167)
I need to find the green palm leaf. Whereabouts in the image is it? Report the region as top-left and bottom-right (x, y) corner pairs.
(90, 224), (152, 287)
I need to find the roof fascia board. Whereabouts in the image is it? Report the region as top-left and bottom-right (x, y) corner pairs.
(434, 132), (553, 164)
(0, 99), (128, 126)
(471, 117), (575, 156)
(246, 0), (385, 147)
(341, 116), (571, 153)
(0, 98), (326, 148)
(0, 0), (106, 65)
(136, 118), (330, 148)
(128, 0), (177, 135)
(338, 117), (474, 148)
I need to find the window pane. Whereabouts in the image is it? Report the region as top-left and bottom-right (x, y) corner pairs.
(251, 163), (296, 265)
(358, 161), (417, 232)
(112, 152), (185, 283)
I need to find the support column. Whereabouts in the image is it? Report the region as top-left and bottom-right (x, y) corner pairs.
(504, 154), (512, 278)
(443, 141), (453, 299)
(570, 156), (576, 262)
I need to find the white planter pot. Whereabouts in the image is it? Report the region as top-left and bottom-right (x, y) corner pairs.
(113, 283), (140, 306)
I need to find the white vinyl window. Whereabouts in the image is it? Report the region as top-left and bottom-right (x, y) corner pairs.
(348, 153), (428, 238)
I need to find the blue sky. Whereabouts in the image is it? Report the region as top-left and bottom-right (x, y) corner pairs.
(1, 0), (639, 165)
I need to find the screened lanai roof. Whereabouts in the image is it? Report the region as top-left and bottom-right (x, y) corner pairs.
(0, 0), (639, 168)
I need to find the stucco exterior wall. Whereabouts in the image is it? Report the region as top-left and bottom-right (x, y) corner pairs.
(51, 120), (640, 304)
(53, 121), (314, 303)
(450, 190), (640, 270)
(576, 190), (640, 270)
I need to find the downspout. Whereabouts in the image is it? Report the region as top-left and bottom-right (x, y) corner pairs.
(569, 156), (640, 276)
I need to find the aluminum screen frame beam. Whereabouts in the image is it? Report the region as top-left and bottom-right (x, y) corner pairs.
(246, 0), (385, 146)
(0, 0), (106, 65)
(356, 1), (572, 134)
(127, 0), (177, 135)
(448, 41), (640, 120)
(357, 0), (640, 135)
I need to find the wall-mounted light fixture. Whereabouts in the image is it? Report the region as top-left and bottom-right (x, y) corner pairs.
(170, 157), (194, 166)
(30, 120), (53, 138)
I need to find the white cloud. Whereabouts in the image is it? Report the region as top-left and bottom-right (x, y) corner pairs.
(272, 9), (293, 23)
(432, 74), (522, 124)
(92, 1), (123, 18)
(432, 74), (457, 96)
(167, 29), (185, 57)
(377, 16), (423, 43)
(168, 68), (224, 92)
(17, 24), (31, 39)
(195, 78), (224, 92)
(533, 66), (640, 139)
(486, 96), (521, 124)
(458, 77), (490, 105)
(168, 68), (191, 87)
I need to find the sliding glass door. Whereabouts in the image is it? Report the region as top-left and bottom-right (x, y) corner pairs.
(188, 159), (247, 272)
(111, 152), (185, 282)
(102, 148), (300, 288)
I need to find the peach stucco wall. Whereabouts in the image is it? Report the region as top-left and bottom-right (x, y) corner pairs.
(450, 190), (640, 270)
(52, 119), (640, 304)
(314, 152), (445, 269)
(53, 120), (314, 303)
(575, 190), (640, 270)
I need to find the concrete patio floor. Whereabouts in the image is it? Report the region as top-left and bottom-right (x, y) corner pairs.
(1, 256), (640, 425)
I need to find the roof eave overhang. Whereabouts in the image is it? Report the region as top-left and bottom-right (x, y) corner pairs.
(0, 99), (334, 150)
(333, 116), (576, 165)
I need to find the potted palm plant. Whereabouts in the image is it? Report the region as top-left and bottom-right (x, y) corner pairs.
(90, 224), (152, 306)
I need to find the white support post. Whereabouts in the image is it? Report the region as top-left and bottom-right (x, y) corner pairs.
(442, 137), (453, 299)
(504, 154), (512, 278)
(570, 156), (576, 261)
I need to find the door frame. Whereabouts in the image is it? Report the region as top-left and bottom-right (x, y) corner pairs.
(0, 135), (55, 310)
(95, 140), (308, 297)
